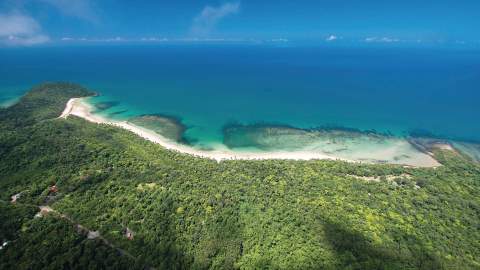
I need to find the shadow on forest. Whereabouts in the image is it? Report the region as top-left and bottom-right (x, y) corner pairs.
(65, 154), (243, 269)
(321, 218), (443, 270)
(124, 192), (192, 269)
(0, 85), (454, 270)
(0, 113), (242, 269)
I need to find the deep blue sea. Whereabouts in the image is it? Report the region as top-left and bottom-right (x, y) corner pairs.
(1, 45), (479, 147)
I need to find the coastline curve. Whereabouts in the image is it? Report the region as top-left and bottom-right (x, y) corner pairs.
(60, 98), (441, 167)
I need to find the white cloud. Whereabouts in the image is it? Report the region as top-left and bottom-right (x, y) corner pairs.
(326, 35), (337, 42)
(81, 37), (126, 42)
(70, 36), (167, 43)
(6, 34), (50, 46)
(109, 36), (124, 42)
(39, 0), (98, 23)
(191, 2), (240, 36)
(0, 13), (50, 46)
(140, 37), (169, 42)
(271, 38), (289, 43)
(364, 37), (400, 43)
(0, 13), (40, 36)
(381, 37), (400, 43)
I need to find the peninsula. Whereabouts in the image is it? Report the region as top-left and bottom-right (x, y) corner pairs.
(1, 83), (478, 269)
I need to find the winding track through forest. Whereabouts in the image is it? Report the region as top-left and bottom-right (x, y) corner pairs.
(4, 199), (155, 270)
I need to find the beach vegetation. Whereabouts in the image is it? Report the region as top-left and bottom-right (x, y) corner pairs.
(0, 83), (479, 269)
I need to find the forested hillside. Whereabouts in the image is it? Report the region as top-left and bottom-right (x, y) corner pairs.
(0, 83), (479, 269)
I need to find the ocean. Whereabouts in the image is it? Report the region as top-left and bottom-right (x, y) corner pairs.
(1, 45), (479, 161)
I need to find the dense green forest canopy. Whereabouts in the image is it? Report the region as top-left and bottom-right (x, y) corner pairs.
(0, 83), (479, 269)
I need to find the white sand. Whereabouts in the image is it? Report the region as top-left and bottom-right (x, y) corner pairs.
(59, 98), (440, 167)
(0, 97), (20, 108)
(60, 98), (343, 162)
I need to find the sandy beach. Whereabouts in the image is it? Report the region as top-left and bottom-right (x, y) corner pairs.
(60, 98), (345, 162)
(60, 98), (440, 167)
(0, 97), (19, 108)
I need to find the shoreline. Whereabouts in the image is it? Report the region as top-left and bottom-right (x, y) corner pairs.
(0, 97), (20, 108)
(60, 98), (441, 167)
(60, 98), (346, 162)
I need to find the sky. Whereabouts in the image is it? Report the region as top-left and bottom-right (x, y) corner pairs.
(0, 0), (479, 47)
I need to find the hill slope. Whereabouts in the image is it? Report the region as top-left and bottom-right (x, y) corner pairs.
(1, 83), (479, 269)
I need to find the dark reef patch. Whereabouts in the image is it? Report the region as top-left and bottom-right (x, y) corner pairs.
(128, 113), (188, 143)
(222, 122), (480, 162)
(93, 101), (120, 112)
(407, 137), (448, 154)
(408, 129), (480, 162)
(409, 128), (480, 144)
(222, 122), (392, 151)
(108, 110), (129, 117)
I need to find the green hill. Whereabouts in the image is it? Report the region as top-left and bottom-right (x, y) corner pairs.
(0, 83), (479, 269)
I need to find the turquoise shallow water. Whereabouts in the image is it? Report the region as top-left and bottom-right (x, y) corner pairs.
(1, 45), (480, 151)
